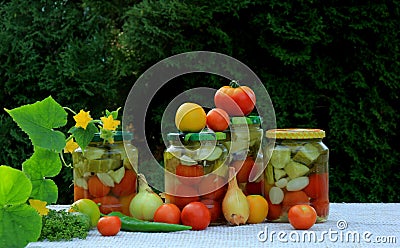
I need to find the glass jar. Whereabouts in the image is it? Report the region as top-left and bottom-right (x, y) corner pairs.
(263, 129), (329, 222)
(224, 116), (264, 195)
(164, 131), (228, 224)
(72, 131), (138, 216)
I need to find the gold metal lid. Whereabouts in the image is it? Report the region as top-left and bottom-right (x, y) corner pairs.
(266, 128), (325, 139)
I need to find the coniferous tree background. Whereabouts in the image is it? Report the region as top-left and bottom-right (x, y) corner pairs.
(1, 0), (399, 203)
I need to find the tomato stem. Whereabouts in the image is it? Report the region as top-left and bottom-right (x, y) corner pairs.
(229, 80), (241, 88)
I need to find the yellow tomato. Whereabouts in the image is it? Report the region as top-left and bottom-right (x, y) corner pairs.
(175, 102), (206, 132)
(69, 199), (101, 227)
(246, 195), (269, 224)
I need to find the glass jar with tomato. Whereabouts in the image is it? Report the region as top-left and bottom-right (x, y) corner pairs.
(263, 129), (329, 223)
(163, 131), (228, 225)
(72, 131), (138, 216)
(224, 116), (264, 196)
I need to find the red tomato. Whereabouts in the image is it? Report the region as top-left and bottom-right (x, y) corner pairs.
(111, 170), (137, 197)
(198, 174), (227, 200)
(282, 191), (310, 212)
(206, 108), (229, 131)
(181, 202), (211, 230)
(311, 198), (329, 217)
(231, 157), (255, 183)
(176, 164), (204, 185)
(214, 82), (256, 116)
(97, 216), (121, 236)
(93, 195), (122, 215)
(201, 199), (222, 222)
(153, 203), (181, 224)
(245, 181), (262, 195)
(266, 199), (282, 221)
(304, 173), (329, 200)
(88, 175), (110, 198)
(166, 184), (200, 209)
(288, 205), (317, 230)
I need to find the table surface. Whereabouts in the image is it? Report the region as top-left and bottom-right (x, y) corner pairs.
(27, 203), (399, 248)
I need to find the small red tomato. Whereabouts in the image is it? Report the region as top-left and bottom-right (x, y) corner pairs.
(181, 202), (211, 230)
(214, 81), (256, 116)
(165, 184), (200, 210)
(231, 157), (255, 183)
(304, 173), (329, 200)
(206, 108), (229, 131)
(153, 203), (181, 224)
(266, 199), (282, 221)
(200, 199), (222, 222)
(288, 205), (317, 230)
(198, 174), (227, 200)
(176, 164), (204, 185)
(245, 181), (262, 195)
(97, 216), (121, 236)
(311, 198), (329, 217)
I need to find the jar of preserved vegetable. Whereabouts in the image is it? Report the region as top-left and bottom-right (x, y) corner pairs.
(263, 129), (329, 223)
(224, 116), (264, 195)
(72, 131), (138, 216)
(164, 131), (228, 224)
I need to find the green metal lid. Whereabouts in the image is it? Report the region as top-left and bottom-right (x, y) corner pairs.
(92, 131), (134, 142)
(230, 115), (262, 125)
(167, 131), (226, 141)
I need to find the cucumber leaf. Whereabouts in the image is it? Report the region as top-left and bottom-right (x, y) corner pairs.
(0, 166), (42, 247)
(5, 96), (67, 152)
(0, 204), (42, 248)
(69, 122), (98, 151)
(30, 179), (58, 204)
(0, 165), (32, 205)
(22, 147), (62, 179)
(22, 147), (61, 203)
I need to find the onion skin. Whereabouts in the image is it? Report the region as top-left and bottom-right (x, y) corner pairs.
(129, 174), (163, 221)
(222, 167), (250, 225)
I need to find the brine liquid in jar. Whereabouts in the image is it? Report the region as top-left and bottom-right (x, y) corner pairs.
(224, 116), (264, 195)
(72, 131), (138, 216)
(263, 129), (329, 223)
(164, 131), (228, 225)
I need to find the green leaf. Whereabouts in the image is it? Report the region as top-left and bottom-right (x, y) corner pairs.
(69, 122), (98, 150)
(0, 166), (41, 247)
(0, 204), (42, 248)
(0, 166), (32, 205)
(5, 96), (67, 152)
(106, 107), (121, 120)
(30, 179), (58, 204)
(22, 147), (62, 179)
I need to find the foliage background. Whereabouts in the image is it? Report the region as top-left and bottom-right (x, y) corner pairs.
(1, 0), (399, 203)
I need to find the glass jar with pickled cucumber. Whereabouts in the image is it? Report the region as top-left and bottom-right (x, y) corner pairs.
(224, 116), (264, 195)
(164, 131), (228, 224)
(72, 131), (138, 216)
(263, 129), (329, 223)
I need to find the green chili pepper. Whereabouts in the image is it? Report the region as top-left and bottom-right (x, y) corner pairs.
(106, 212), (192, 232)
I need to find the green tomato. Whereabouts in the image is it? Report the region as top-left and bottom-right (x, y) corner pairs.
(69, 199), (101, 228)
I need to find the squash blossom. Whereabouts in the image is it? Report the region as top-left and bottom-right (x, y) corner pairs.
(73, 110), (93, 129)
(29, 199), (49, 216)
(64, 138), (79, 153)
(101, 115), (120, 131)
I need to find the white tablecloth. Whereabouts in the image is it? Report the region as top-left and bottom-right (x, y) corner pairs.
(27, 203), (399, 248)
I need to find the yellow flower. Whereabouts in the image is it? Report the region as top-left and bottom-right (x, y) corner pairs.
(64, 138), (79, 153)
(101, 115), (120, 131)
(73, 110), (93, 130)
(29, 199), (49, 216)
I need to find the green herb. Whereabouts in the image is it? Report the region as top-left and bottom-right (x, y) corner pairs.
(39, 209), (90, 241)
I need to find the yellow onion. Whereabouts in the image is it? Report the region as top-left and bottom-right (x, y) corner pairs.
(129, 173), (163, 221)
(222, 167), (250, 225)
